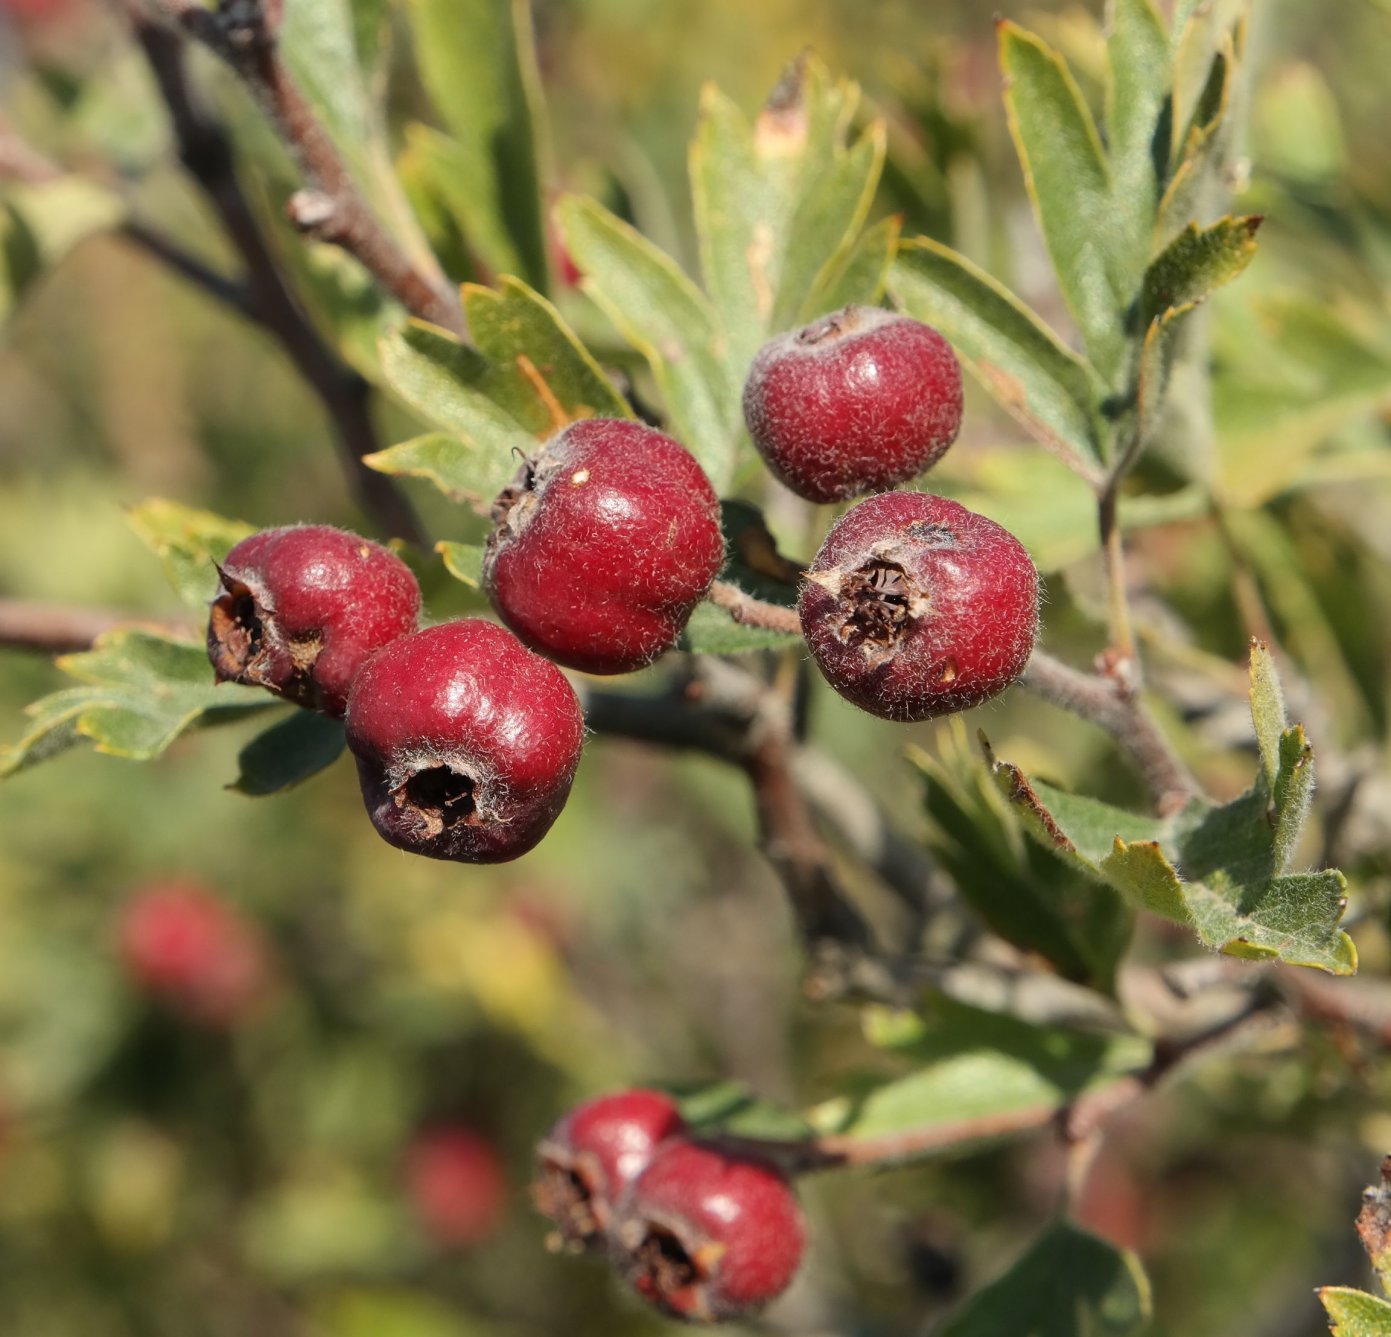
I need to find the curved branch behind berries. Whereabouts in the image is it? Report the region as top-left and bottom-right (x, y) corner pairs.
(146, 0), (465, 338)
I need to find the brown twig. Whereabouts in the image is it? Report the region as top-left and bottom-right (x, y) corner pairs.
(1020, 648), (1198, 814)
(124, 8), (426, 547)
(150, 0), (464, 337)
(0, 599), (194, 654)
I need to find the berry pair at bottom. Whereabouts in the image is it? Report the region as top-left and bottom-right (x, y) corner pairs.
(534, 1090), (806, 1322)
(346, 619), (584, 864)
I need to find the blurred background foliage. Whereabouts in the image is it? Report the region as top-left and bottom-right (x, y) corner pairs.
(0, 0), (1389, 1334)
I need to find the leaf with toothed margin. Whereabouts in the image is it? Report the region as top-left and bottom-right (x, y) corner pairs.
(364, 432), (519, 510)
(554, 194), (739, 491)
(888, 238), (1106, 476)
(801, 213), (901, 321)
(126, 499), (255, 610)
(460, 276), (632, 427)
(981, 640), (1354, 974)
(0, 631), (270, 779)
(1320, 1288), (1391, 1337)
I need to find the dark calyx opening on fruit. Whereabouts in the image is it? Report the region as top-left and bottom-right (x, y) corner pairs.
(635, 1224), (703, 1311)
(837, 559), (918, 661)
(207, 576), (265, 681)
(395, 764), (479, 838)
(533, 1160), (602, 1249)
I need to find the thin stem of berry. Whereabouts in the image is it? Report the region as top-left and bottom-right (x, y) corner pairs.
(1019, 649), (1197, 814)
(706, 581), (801, 635)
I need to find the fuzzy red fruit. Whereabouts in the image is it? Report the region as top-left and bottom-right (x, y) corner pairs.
(483, 419), (725, 675)
(208, 525), (420, 717)
(614, 1138), (806, 1322)
(406, 1127), (507, 1249)
(742, 305), (963, 503)
(344, 619), (584, 863)
(533, 1089), (686, 1251)
(118, 882), (270, 1027)
(799, 492), (1038, 721)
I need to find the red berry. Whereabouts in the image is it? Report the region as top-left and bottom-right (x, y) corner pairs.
(344, 619), (584, 864)
(742, 305), (963, 503)
(533, 1089), (685, 1251)
(613, 1138), (806, 1322)
(799, 492), (1038, 721)
(118, 882), (271, 1027)
(208, 525), (420, 718)
(405, 1127), (507, 1249)
(482, 419), (725, 675)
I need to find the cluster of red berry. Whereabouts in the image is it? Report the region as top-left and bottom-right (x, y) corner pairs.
(533, 1089), (805, 1322)
(205, 304), (1038, 865)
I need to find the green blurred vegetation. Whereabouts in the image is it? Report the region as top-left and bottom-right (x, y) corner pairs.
(1, 0), (1390, 1334)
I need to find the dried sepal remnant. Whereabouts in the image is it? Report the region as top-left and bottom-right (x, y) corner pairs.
(822, 555), (933, 668)
(206, 526), (420, 717)
(613, 1139), (806, 1322)
(531, 1090), (687, 1252)
(395, 761), (479, 838)
(800, 493), (1038, 722)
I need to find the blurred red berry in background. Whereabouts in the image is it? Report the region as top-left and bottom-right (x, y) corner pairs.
(405, 1127), (508, 1249)
(117, 882), (272, 1028)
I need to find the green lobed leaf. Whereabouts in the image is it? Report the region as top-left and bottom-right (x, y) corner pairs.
(938, 1221), (1151, 1337)
(999, 21), (1129, 385)
(436, 541), (485, 588)
(1320, 1289), (1391, 1337)
(802, 212), (901, 319)
(125, 498), (255, 609)
(0, 630), (269, 778)
(690, 61), (885, 377)
(460, 276), (631, 423)
(230, 710), (346, 797)
(1158, 35), (1235, 242)
(810, 998), (1150, 1144)
(554, 194), (738, 490)
(1248, 638), (1286, 791)
(404, 0), (548, 289)
(364, 433), (518, 510)
(1137, 215), (1261, 443)
(378, 321), (540, 445)
(670, 1080), (813, 1140)
(889, 239), (1105, 476)
(981, 640), (1356, 974)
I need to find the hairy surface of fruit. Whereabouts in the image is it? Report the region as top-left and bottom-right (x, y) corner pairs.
(344, 619), (584, 864)
(800, 492), (1038, 721)
(533, 1089), (686, 1251)
(742, 305), (963, 504)
(117, 882), (270, 1027)
(614, 1138), (806, 1322)
(405, 1127), (507, 1248)
(208, 525), (420, 717)
(483, 419), (725, 675)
